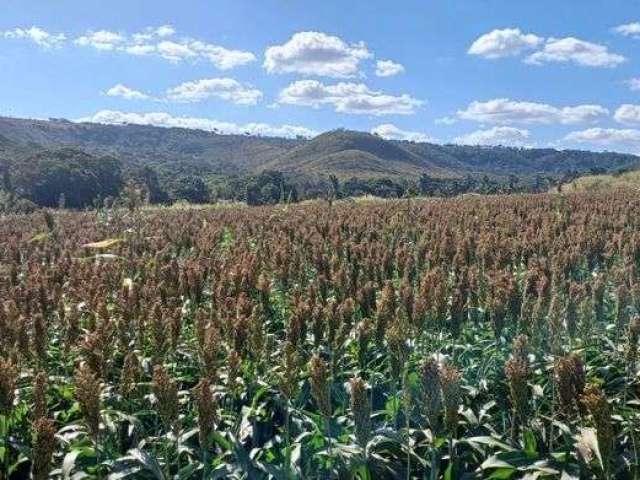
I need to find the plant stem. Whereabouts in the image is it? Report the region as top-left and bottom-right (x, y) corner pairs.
(429, 446), (439, 480)
(285, 404), (291, 480)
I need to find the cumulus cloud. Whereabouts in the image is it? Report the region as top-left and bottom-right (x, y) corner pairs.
(165, 78), (262, 105)
(375, 60), (405, 77)
(564, 128), (640, 152)
(77, 110), (318, 138)
(131, 24), (175, 43)
(371, 123), (434, 142)
(74, 25), (255, 69)
(468, 28), (542, 59)
(264, 31), (372, 78)
(105, 84), (150, 100)
(526, 37), (625, 67)
(614, 104), (640, 125)
(613, 22), (640, 39)
(469, 28), (625, 68)
(75, 30), (125, 50)
(458, 98), (608, 125)
(435, 116), (457, 125)
(454, 126), (530, 146)
(278, 80), (423, 115)
(628, 78), (640, 92)
(3, 26), (66, 48)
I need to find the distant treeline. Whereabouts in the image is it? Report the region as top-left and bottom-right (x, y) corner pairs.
(0, 147), (625, 213)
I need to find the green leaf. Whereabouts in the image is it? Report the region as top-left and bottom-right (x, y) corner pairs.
(121, 448), (166, 480)
(487, 468), (517, 479)
(464, 436), (515, 452)
(523, 430), (538, 459)
(107, 466), (142, 480)
(481, 456), (515, 470)
(350, 462), (372, 480)
(62, 448), (94, 479)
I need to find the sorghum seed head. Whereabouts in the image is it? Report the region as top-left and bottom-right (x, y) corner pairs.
(193, 378), (217, 450)
(152, 365), (179, 431)
(33, 371), (48, 422)
(420, 357), (442, 433)
(439, 364), (461, 436)
(31, 417), (56, 480)
(309, 354), (332, 417)
(0, 357), (18, 415)
(74, 363), (101, 440)
(349, 376), (371, 449)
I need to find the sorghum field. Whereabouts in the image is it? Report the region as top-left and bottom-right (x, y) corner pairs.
(2, 192), (640, 480)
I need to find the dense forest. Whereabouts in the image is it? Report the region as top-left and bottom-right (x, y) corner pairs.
(0, 116), (638, 211)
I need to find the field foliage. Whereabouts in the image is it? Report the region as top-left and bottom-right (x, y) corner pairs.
(1, 192), (640, 479)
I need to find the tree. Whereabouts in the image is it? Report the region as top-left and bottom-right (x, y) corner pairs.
(168, 175), (210, 204)
(245, 170), (298, 206)
(13, 148), (123, 208)
(129, 166), (169, 204)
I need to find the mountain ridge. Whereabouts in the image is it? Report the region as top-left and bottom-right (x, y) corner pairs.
(1, 115), (638, 180)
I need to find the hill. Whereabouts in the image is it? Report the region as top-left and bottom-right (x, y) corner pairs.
(0, 116), (301, 176)
(1, 116), (639, 182)
(263, 129), (458, 179)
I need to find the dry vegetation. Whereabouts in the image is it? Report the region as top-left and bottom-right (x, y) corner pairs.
(556, 170), (640, 194)
(1, 192), (640, 479)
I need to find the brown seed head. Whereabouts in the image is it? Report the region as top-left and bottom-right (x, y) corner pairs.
(349, 377), (371, 448)
(0, 358), (18, 415)
(31, 417), (56, 480)
(309, 354), (332, 417)
(152, 365), (179, 431)
(74, 363), (101, 440)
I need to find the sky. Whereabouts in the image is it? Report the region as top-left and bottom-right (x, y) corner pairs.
(2, 0), (640, 153)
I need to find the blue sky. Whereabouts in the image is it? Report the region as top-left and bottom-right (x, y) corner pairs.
(2, 0), (640, 152)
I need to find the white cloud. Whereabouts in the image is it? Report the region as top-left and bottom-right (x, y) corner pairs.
(74, 26), (255, 69)
(155, 40), (197, 61)
(454, 126), (530, 146)
(187, 40), (256, 70)
(371, 123), (434, 142)
(627, 78), (640, 92)
(264, 31), (372, 78)
(131, 24), (176, 44)
(614, 104), (640, 125)
(105, 84), (150, 100)
(375, 60), (405, 77)
(125, 44), (156, 56)
(3, 26), (66, 48)
(469, 28), (625, 68)
(525, 37), (625, 67)
(435, 116), (457, 125)
(279, 80), (423, 115)
(468, 28), (542, 59)
(458, 98), (608, 125)
(78, 110), (318, 138)
(75, 30), (125, 51)
(564, 128), (640, 152)
(613, 22), (640, 39)
(166, 78), (262, 105)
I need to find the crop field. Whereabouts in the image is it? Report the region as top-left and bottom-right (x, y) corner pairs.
(1, 192), (640, 479)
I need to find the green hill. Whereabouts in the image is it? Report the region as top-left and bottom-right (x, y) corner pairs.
(1, 116), (639, 182)
(264, 129), (457, 179)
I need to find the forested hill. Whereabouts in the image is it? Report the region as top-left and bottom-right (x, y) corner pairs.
(1, 115), (640, 209)
(1, 116), (639, 180)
